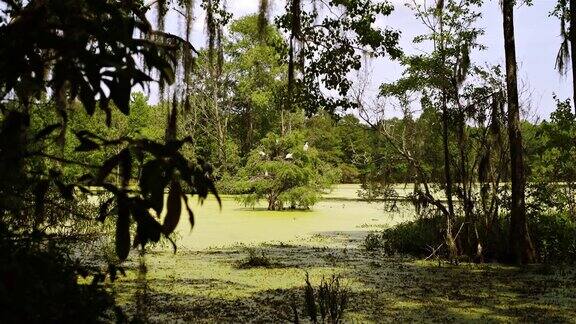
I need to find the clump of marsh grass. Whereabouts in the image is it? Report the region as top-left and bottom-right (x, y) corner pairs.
(364, 232), (383, 251)
(237, 248), (284, 269)
(303, 273), (348, 324)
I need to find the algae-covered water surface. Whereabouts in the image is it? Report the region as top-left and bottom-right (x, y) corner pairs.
(174, 197), (411, 250)
(111, 185), (576, 323)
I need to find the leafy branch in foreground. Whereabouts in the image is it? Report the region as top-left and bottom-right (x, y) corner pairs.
(0, 0), (216, 262)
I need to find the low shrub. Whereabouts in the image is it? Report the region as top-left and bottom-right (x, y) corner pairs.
(363, 208), (576, 264)
(377, 217), (443, 257)
(529, 212), (576, 263)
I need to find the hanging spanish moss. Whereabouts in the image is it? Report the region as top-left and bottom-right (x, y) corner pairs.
(290, 0), (302, 39)
(184, 0), (195, 43)
(165, 90), (179, 142)
(183, 0), (196, 113)
(287, 0), (302, 108)
(205, 0), (217, 70)
(555, 0), (570, 75)
(258, 0), (270, 39)
(157, 0), (167, 32)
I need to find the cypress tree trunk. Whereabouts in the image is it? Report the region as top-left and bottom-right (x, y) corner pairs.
(502, 0), (535, 264)
(436, 1), (458, 262)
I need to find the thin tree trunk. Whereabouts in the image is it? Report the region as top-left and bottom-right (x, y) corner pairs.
(212, 77), (227, 172)
(245, 105), (254, 154)
(280, 109), (286, 136)
(570, 0), (576, 113)
(437, 3), (457, 262)
(441, 100), (454, 218)
(502, 0), (535, 264)
(457, 113), (473, 256)
(441, 93), (458, 262)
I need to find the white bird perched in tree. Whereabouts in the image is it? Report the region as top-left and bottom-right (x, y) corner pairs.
(258, 151), (266, 158)
(285, 153), (293, 160)
(264, 170), (269, 177)
(303, 142), (309, 151)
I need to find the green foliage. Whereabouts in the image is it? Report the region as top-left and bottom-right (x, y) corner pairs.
(377, 217), (443, 257)
(235, 131), (339, 210)
(365, 186), (576, 263)
(0, 0), (219, 269)
(0, 0), (180, 119)
(276, 0), (401, 113)
(529, 211), (576, 263)
(528, 96), (576, 183)
(225, 15), (287, 155)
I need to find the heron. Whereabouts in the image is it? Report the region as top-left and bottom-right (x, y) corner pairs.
(285, 153), (293, 159)
(303, 142), (309, 151)
(258, 151), (266, 158)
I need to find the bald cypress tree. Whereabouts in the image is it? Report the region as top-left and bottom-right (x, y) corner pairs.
(501, 0), (535, 264)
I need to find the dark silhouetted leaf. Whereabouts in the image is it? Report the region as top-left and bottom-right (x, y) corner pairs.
(162, 179), (181, 235)
(183, 195), (195, 231)
(76, 136), (100, 152)
(79, 85), (96, 116)
(99, 196), (115, 222)
(91, 273), (105, 286)
(34, 123), (61, 142)
(94, 153), (122, 184)
(56, 181), (74, 200)
(77, 186), (92, 194)
(140, 159), (169, 214)
(166, 236), (177, 254)
(116, 195), (131, 261)
(108, 263), (118, 282)
(75, 130), (104, 141)
(111, 75), (131, 115)
(100, 98), (112, 127)
(119, 148), (132, 188)
(208, 181), (221, 209)
(132, 201), (162, 248)
(78, 173), (94, 183)
(33, 180), (50, 219)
